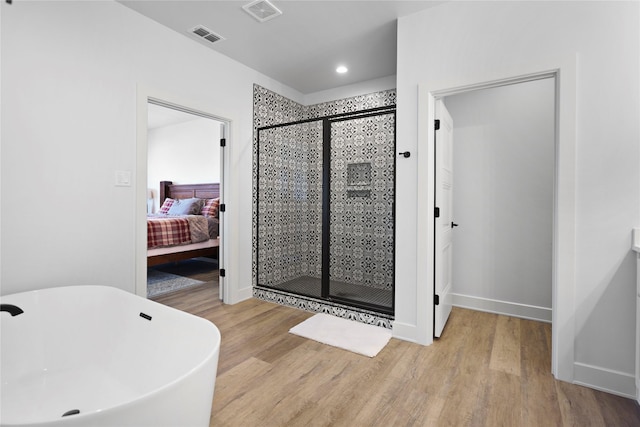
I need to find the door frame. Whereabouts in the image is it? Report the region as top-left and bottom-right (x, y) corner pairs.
(135, 85), (232, 302)
(416, 55), (577, 383)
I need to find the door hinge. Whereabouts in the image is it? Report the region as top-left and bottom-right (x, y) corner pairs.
(220, 138), (226, 147)
(219, 203), (226, 212)
(434, 294), (440, 305)
(434, 119), (440, 131)
(435, 207), (440, 218)
(219, 268), (226, 277)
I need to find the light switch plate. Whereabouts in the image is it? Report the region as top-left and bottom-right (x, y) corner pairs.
(115, 170), (132, 186)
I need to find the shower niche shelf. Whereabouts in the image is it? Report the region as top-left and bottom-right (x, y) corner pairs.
(347, 189), (371, 198)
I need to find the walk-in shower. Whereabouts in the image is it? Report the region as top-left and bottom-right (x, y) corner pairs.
(256, 106), (396, 315)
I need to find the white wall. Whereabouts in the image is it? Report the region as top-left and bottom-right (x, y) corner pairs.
(397, 1), (639, 397)
(302, 75), (396, 105)
(1, 0), (302, 301)
(445, 78), (555, 322)
(147, 117), (221, 212)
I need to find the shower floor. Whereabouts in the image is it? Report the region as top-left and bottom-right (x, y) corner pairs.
(268, 275), (392, 310)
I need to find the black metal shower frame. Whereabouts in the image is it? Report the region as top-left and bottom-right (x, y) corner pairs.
(256, 105), (397, 315)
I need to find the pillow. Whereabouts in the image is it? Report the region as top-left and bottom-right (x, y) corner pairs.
(166, 198), (204, 216)
(159, 198), (175, 214)
(202, 198), (220, 218)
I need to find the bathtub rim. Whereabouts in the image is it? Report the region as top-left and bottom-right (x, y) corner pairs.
(0, 285), (221, 426)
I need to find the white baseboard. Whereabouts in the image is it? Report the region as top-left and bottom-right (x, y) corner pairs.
(573, 362), (636, 399)
(451, 293), (552, 323)
(227, 285), (253, 304)
(391, 321), (418, 343)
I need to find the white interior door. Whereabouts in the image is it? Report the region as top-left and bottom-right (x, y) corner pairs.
(434, 99), (454, 337)
(219, 122), (226, 302)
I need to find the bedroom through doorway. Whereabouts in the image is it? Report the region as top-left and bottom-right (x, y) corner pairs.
(145, 100), (227, 301)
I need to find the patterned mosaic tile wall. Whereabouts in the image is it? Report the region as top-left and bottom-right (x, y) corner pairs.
(329, 113), (395, 290)
(253, 86), (305, 127)
(253, 85), (307, 287)
(304, 91), (397, 119)
(257, 121), (323, 287)
(254, 287), (393, 329)
(253, 84), (396, 319)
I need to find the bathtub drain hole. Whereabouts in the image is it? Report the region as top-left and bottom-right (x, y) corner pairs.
(62, 409), (80, 417)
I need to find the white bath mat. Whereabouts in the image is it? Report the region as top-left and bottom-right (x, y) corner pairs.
(289, 313), (392, 357)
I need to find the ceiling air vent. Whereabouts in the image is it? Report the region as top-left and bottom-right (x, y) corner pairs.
(242, 0), (282, 23)
(189, 26), (225, 44)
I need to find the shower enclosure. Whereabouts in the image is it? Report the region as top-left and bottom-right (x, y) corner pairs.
(256, 106), (395, 315)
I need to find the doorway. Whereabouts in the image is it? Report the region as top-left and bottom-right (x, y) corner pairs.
(135, 92), (231, 303)
(145, 101), (225, 300)
(435, 78), (555, 337)
(419, 61), (578, 382)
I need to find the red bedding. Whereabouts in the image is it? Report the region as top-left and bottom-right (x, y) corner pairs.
(147, 216), (191, 249)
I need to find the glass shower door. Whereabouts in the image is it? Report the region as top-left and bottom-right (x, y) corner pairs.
(327, 111), (396, 313)
(257, 120), (323, 298)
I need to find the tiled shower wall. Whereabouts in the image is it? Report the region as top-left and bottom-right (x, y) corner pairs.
(257, 121), (323, 286)
(329, 114), (395, 290)
(253, 85), (396, 324)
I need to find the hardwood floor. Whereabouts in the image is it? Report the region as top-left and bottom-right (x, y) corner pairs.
(153, 280), (640, 426)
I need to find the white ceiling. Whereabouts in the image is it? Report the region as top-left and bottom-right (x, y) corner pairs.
(147, 103), (201, 129)
(118, 0), (444, 94)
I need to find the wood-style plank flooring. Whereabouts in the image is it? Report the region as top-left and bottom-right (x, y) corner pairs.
(152, 265), (640, 427)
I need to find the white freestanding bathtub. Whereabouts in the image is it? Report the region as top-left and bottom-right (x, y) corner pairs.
(0, 285), (221, 427)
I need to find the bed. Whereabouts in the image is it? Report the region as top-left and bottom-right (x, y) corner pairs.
(147, 181), (220, 267)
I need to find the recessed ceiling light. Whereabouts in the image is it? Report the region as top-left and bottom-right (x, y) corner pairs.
(336, 65), (348, 74)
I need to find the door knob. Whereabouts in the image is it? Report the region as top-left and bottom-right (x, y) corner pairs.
(451, 222), (459, 228)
